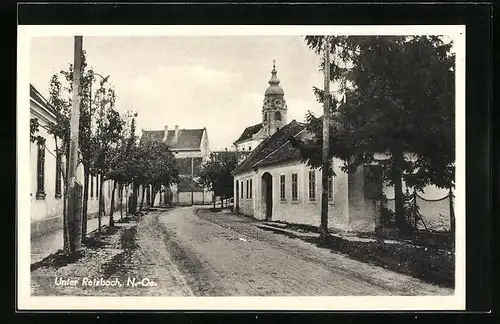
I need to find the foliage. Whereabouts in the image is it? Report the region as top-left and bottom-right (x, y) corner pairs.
(198, 151), (240, 199)
(299, 35), (455, 190)
(295, 35), (455, 232)
(30, 118), (44, 145)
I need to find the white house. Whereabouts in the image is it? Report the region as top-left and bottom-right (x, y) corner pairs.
(231, 63), (453, 233)
(30, 84), (119, 238)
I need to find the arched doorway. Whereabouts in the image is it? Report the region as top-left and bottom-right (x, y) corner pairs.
(261, 172), (273, 221)
(235, 179), (239, 213)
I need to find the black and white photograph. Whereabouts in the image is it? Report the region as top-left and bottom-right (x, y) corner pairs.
(18, 25), (465, 310)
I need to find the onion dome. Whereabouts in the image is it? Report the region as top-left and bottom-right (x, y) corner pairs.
(264, 60), (284, 96)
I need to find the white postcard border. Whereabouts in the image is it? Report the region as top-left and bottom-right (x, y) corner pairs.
(17, 25), (466, 311)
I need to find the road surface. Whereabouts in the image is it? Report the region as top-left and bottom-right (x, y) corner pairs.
(129, 206), (453, 296)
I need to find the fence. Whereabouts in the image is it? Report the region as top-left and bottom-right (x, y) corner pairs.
(385, 188), (454, 232)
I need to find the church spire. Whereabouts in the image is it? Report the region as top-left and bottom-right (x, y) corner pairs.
(267, 60), (282, 90)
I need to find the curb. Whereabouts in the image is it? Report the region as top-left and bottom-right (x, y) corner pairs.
(255, 223), (317, 239)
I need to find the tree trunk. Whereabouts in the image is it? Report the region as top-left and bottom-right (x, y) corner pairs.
(151, 187), (157, 208)
(139, 184), (146, 211)
(392, 152), (408, 234)
(132, 182), (138, 215)
(119, 182), (123, 220)
(98, 174), (104, 233)
(125, 184), (129, 216)
(109, 180), (116, 227)
(81, 166), (90, 240)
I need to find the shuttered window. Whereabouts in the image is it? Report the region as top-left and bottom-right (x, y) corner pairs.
(308, 170), (316, 201)
(35, 139), (46, 199)
(291, 173), (298, 201)
(280, 174), (286, 201)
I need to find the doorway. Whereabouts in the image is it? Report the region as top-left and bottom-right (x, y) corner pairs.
(235, 180), (239, 213)
(261, 172), (273, 221)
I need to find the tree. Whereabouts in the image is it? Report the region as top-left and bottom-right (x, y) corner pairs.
(295, 35), (455, 234)
(140, 140), (180, 209)
(47, 52), (117, 240)
(198, 151), (240, 209)
(105, 111), (139, 220)
(91, 85), (123, 230)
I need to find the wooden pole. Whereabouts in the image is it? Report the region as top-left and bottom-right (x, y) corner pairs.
(67, 35), (83, 253)
(319, 36), (331, 242)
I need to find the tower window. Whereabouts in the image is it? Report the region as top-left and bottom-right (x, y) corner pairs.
(275, 111), (281, 120)
(263, 113), (267, 121)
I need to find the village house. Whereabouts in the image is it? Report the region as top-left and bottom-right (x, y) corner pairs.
(30, 84), (119, 238)
(140, 125), (213, 205)
(232, 65), (453, 233)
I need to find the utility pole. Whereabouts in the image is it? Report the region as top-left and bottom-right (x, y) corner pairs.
(67, 35), (84, 253)
(319, 35), (331, 243)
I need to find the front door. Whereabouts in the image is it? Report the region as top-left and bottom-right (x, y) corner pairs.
(262, 172), (273, 221)
(235, 180), (239, 212)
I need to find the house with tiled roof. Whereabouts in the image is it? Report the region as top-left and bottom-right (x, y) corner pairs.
(140, 125), (213, 206)
(231, 63), (382, 233)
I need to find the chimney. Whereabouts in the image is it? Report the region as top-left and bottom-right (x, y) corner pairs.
(163, 125), (168, 142)
(174, 125), (180, 140)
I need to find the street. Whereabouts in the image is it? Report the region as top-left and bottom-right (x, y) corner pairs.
(122, 206), (452, 296)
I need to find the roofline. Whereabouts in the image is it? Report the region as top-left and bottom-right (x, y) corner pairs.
(30, 97), (57, 121)
(251, 127), (306, 169)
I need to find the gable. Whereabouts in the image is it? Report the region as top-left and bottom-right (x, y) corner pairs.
(233, 120), (305, 175)
(166, 129), (204, 150)
(234, 123), (263, 144)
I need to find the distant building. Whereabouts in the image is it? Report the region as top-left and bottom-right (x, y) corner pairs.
(140, 125), (213, 205)
(233, 61), (288, 152)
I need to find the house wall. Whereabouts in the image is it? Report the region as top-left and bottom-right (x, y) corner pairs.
(31, 100), (121, 239)
(383, 181), (452, 231)
(172, 150), (203, 159)
(235, 138), (262, 152)
(346, 165), (378, 233)
(233, 158), (352, 232)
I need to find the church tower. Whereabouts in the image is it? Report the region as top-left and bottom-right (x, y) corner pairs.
(262, 60), (287, 137)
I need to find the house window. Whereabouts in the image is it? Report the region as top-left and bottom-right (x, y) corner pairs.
(291, 173), (298, 201)
(275, 111), (281, 121)
(55, 150), (62, 198)
(249, 146), (251, 151)
(240, 181), (244, 199)
(328, 176), (334, 202)
(36, 138), (46, 199)
(308, 170), (316, 201)
(249, 179), (253, 199)
(280, 174), (286, 201)
(246, 179), (249, 199)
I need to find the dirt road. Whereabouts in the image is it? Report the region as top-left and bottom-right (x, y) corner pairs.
(138, 206), (453, 296)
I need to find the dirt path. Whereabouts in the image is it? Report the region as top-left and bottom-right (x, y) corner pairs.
(156, 207), (453, 296)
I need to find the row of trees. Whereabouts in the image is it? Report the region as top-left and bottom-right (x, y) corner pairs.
(293, 35), (455, 236)
(197, 151), (240, 209)
(30, 50), (180, 248)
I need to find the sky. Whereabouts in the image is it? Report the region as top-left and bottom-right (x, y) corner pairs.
(30, 36), (327, 150)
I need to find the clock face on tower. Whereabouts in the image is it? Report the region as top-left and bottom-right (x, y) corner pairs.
(274, 99), (281, 106)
